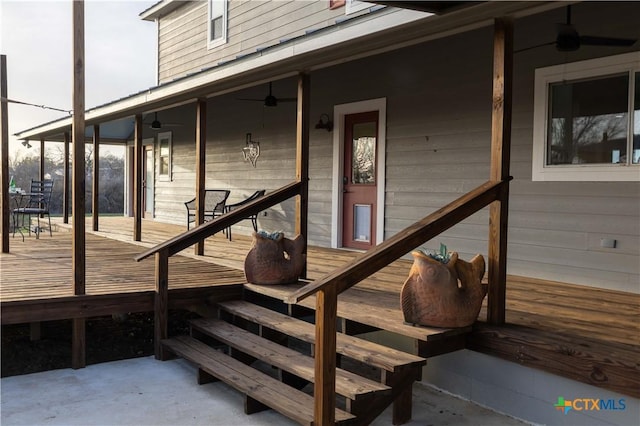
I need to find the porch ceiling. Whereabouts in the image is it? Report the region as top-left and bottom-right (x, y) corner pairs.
(14, 1), (563, 143)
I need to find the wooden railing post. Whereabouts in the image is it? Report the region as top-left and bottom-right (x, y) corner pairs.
(488, 17), (513, 325)
(314, 285), (337, 425)
(154, 248), (169, 360)
(296, 72), (310, 279)
(92, 125), (99, 231)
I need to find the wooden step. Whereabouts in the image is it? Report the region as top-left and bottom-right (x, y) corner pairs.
(243, 282), (470, 342)
(162, 335), (356, 425)
(191, 318), (391, 401)
(217, 300), (426, 373)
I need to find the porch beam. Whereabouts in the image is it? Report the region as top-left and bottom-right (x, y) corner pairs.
(295, 72), (310, 279)
(92, 125), (99, 231)
(195, 99), (207, 256)
(63, 131), (70, 224)
(1, 55), (9, 253)
(487, 17), (513, 325)
(133, 113), (143, 241)
(71, 0), (86, 369)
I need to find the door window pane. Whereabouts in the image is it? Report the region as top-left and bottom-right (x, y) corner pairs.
(547, 74), (629, 165)
(352, 121), (376, 184)
(353, 204), (371, 242)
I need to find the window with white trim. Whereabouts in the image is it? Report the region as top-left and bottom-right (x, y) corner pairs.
(157, 131), (172, 181)
(532, 52), (640, 181)
(208, 0), (228, 49)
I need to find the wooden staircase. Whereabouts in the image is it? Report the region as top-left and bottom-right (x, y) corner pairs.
(162, 296), (427, 425)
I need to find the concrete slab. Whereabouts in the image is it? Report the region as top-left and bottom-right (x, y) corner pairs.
(1, 356), (527, 425)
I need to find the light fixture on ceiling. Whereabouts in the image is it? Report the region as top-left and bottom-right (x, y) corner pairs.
(150, 112), (162, 130)
(315, 114), (333, 132)
(21, 139), (32, 149)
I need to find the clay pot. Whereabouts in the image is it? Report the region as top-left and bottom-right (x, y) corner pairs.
(244, 232), (305, 285)
(400, 251), (487, 328)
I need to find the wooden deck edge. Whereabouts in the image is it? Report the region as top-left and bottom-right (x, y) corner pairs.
(1, 285), (244, 325)
(467, 323), (640, 399)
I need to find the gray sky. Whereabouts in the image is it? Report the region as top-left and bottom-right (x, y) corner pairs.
(1, 0), (157, 158)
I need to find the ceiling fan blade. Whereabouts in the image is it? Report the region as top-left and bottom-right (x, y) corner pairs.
(579, 35), (637, 47)
(237, 98), (266, 102)
(514, 40), (555, 54)
(276, 98), (297, 102)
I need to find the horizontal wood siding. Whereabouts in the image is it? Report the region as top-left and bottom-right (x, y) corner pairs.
(158, 0), (347, 83)
(148, 4), (639, 293)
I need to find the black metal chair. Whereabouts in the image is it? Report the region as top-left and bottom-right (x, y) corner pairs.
(223, 190), (265, 241)
(184, 189), (230, 230)
(13, 179), (54, 238)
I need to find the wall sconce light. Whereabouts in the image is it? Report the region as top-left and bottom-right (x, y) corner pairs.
(315, 113), (333, 132)
(21, 139), (32, 149)
(242, 133), (260, 167)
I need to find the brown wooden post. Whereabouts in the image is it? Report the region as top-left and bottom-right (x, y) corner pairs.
(154, 248), (169, 360)
(487, 17), (513, 326)
(39, 138), (45, 181)
(92, 124), (99, 231)
(133, 114), (143, 241)
(314, 285), (337, 426)
(195, 99), (207, 255)
(71, 0), (86, 369)
(1, 55), (9, 253)
(295, 72), (310, 279)
(39, 138), (45, 220)
(63, 131), (70, 224)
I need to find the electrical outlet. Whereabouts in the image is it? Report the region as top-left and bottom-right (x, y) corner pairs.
(600, 238), (617, 249)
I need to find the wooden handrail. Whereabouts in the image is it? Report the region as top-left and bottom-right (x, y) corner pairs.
(286, 179), (510, 304)
(135, 180), (303, 262)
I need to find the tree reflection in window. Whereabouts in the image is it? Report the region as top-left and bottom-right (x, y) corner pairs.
(352, 122), (376, 184)
(547, 74), (629, 165)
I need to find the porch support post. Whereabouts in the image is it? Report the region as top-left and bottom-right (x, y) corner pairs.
(195, 99), (207, 256)
(133, 114), (143, 241)
(314, 286), (337, 425)
(39, 138), (45, 182)
(92, 124), (99, 231)
(487, 17), (513, 326)
(1, 55), (9, 253)
(63, 131), (70, 224)
(295, 72), (310, 279)
(71, 0), (86, 369)
(39, 138), (45, 220)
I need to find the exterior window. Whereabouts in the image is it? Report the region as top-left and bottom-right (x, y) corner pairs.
(157, 131), (172, 181)
(208, 0), (228, 49)
(533, 52), (640, 181)
(345, 0), (374, 15)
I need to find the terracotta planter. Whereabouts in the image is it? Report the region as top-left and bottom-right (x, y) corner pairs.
(400, 251), (487, 328)
(244, 232), (305, 285)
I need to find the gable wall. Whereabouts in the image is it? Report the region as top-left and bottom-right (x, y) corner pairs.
(157, 0), (349, 84)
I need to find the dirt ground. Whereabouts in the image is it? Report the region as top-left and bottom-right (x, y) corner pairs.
(1, 310), (196, 378)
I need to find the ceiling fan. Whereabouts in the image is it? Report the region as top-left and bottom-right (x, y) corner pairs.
(237, 82), (296, 107)
(516, 5), (637, 53)
(145, 112), (182, 130)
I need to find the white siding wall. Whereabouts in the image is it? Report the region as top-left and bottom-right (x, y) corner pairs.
(157, 0), (349, 83)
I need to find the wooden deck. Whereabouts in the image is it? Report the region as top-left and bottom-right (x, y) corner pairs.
(1, 216), (638, 398)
